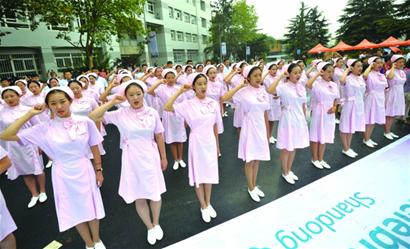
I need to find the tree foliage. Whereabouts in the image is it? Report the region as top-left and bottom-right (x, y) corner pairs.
(284, 2), (330, 58)
(26, 0), (146, 69)
(337, 0), (398, 44)
(207, 0), (271, 61)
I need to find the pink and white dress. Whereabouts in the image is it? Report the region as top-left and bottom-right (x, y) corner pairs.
(276, 81), (309, 151)
(104, 106), (166, 202)
(233, 86), (270, 162)
(385, 69), (406, 116)
(0, 104), (44, 180)
(0, 146), (17, 241)
(154, 84), (187, 144)
(309, 78), (340, 144)
(174, 97), (223, 186)
(231, 74), (245, 128)
(364, 71), (388, 124)
(17, 114), (105, 232)
(263, 74), (281, 121)
(339, 74), (366, 133)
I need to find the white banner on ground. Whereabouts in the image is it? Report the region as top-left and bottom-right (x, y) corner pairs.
(166, 135), (410, 249)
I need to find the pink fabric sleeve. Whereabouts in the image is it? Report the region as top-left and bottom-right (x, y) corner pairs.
(153, 109), (165, 134)
(0, 146), (7, 159)
(104, 109), (121, 125)
(86, 118), (103, 147)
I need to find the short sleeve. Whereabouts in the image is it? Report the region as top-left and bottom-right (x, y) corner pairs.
(232, 87), (245, 105)
(90, 98), (99, 111)
(86, 118), (103, 147)
(104, 109), (121, 126)
(153, 110), (164, 134)
(174, 100), (189, 121)
(0, 145), (7, 159)
(214, 101), (224, 134)
(17, 122), (48, 148)
(276, 82), (284, 96)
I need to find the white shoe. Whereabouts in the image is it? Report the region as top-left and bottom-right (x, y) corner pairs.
(94, 240), (106, 249)
(289, 171), (299, 181)
(282, 174), (295, 185)
(349, 149), (358, 156)
(311, 160), (324, 169)
(390, 132), (399, 138)
(200, 208), (211, 223)
(320, 161), (331, 169)
(223, 111), (228, 117)
(153, 225), (164, 240)
(207, 205), (217, 218)
(172, 161), (179, 170)
(369, 139), (378, 146)
(269, 136), (276, 144)
(335, 118), (340, 124)
(147, 228), (157, 245)
(38, 192), (47, 203)
(28, 196), (39, 208)
(254, 186), (265, 198)
(247, 188), (260, 202)
(363, 139), (375, 148)
(178, 160), (186, 168)
(45, 160), (53, 168)
(342, 149), (356, 158)
(384, 133), (394, 140)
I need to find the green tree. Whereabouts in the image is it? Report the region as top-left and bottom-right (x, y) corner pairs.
(306, 6), (330, 47)
(337, 0), (398, 44)
(26, 0), (146, 69)
(207, 0), (259, 61)
(393, 0), (410, 39)
(284, 2), (310, 58)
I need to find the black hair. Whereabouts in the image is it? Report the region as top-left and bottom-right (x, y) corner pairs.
(125, 82), (144, 95)
(239, 62), (247, 69)
(175, 65), (182, 69)
(351, 60), (361, 68)
(48, 77), (59, 86)
(223, 58), (229, 63)
(406, 58), (410, 68)
(141, 63), (148, 67)
(184, 65), (192, 72)
(322, 63), (333, 72)
(167, 61), (173, 64)
(192, 74), (207, 86)
(28, 80), (41, 88)
(164, 71), (176, 78)
(88, 74), (97, 79)
(268, 63), (277, 70)
(1, 78), (10, 82)
(186, 59), (193, 64)
(67, 80), (83, 88)
(1, 88), (19, 99)
(45, 89), (72, 105)
(247, 66), (262, 80)
(287, 63), (300, 74)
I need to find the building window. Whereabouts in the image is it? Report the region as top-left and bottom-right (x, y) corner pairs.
(191, 15), (197, 24)
(185, 33), (192, 42)
(1, 9), (31, 29)
(184, 12), (190, 23)
(200, 0), (206, 11)
(147, 1), (155, 14)
(177, 31), (184, 41)
(187, 50), (198, 61)
(201, 18), (207, 28)
(170, 30), (176, 40)
(192, 34), (197, 43)
(168, 7), (174, 18)
(173, 49), (185, 63)
(0, 53), (41, 78)
(202, 35), (207, 44)
(175, 9), (182, 20)
(54, 52), (85, 71)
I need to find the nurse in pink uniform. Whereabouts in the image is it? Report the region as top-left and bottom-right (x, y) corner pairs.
(339, 59), (366, 158)
(77, 75), (100, 104)
(362, 56), (388, 147)
(148, 69), (187, 171)
(164, 73), (223, 222)
(224, 61), (248, 135)
(263, 62), (281, 144)
(89, 80), (167, 246)
(306, 62), (340, 170)
(14, 79), (32, 104)
(267, 63), (309, 185)
(0, 146), (17, 249)
(0, 86), (47, 208)
(222, 65), (270, 202)
(0, 86), (106, 249)
(333, 57), (345, 124)
(385, 54), (406, 139)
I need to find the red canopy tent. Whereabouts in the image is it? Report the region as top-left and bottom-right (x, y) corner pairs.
(351, 39), (378, 50)
(308, 43), (331, 54)
(374, 36), (407, 48)
(330, 41), (355, 52)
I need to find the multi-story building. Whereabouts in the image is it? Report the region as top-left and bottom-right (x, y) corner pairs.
(0, 0), (212, 78)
